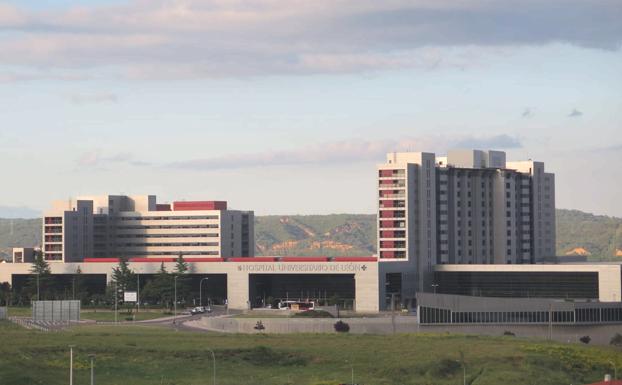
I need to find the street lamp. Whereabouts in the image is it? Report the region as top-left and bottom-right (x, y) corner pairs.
(431, 284), (439, 294)
(609, 360), (617, 380)
(345, 360), (354, 385)
(69, 345), (76, 385)
(200, 277), (209, 307)
(207, 348), (216, 385)
(456, 360), (466, 385)
(113, 280), (118, 324)
(36, 272), (40, 301)
(174, 275), (179, 325)
(88, 354), (96, 385)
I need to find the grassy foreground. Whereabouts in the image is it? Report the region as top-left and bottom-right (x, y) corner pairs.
(7, 307), (172, 321)
(0, 321), (621, 385)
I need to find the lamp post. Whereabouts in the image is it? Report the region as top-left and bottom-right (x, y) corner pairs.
(207, 348), (216, 385)
(456, 360), (466, 385)
(69, 345), (75, 385)
(174, 275), (178, 325)
(345, 360), (354, 385)
(36, 272), (40, 301)
(113, 280), (118, 324)
(136, 274), (140, 313)
(609, 360), (617, 380)
(88, 354), (96, 385)
(200, 277), (209, 307)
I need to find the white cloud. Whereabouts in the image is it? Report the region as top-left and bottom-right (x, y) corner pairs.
(68, 93), (118, 104)
(0, 0), (620, 80)
(168, 134), (522, 171)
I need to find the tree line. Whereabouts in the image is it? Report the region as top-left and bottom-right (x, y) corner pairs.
(0, 252), (207, 309)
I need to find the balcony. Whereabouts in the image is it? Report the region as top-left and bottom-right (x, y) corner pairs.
(379, 200), (405, 209)
(44, 217), (63, 225)
(379, 170), (405, 179)
(378, 181), (406, 189)
(379, 220), (406, 229)
(45, 226), (63, 234)
(379, 250), (406, 259)
(379, 193), (406, 199)
(379, 230), (406, 239)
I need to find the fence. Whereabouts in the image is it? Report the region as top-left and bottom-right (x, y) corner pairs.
(32, 300), (80, 322)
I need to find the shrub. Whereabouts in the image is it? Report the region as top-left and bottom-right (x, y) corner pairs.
(610, 333), (622, 347)
(430, 358), (461, 378)
(579, 335), (591, 344)
(334, 320), (350, 333)
(503, 330), (515, 336)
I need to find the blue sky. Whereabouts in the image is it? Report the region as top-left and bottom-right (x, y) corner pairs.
(0, 0), (621, 217)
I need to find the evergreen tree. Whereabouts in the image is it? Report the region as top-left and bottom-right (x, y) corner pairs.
(111, 256), (135, 304)
(0, 282), (11, 306)
(73, 265), (86, 303)
(29, 250), (51, 300)
(174, 254), (190, 304)
(142, 262), (173, 309)
(174, 254), (189, 274)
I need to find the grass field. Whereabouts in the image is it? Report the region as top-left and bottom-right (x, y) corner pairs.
(1, 321), (621, 385)
(6, 307), (172, 321)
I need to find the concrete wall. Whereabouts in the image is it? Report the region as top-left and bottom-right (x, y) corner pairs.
(194, 315), (418, 334)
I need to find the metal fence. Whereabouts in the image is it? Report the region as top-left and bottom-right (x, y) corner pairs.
(0, 307), (6, 320)
(32, 300), (80, 322)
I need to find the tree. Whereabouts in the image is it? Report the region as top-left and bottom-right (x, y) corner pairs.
(111, 256), (135, 305)
(174, 254), (190, 303)
(73, 265), (87, 303)
(0, 282), (11, 306)
(29, 250), (51, 301)
(142, 263), (174, 309)
(174, 254), (189, 275)
(611, 333), (622, 347)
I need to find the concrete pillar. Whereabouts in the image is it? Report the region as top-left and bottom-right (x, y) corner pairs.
(355, 265), (380, 313)
(227, 270), (250, 310)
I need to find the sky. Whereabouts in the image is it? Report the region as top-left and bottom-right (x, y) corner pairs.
(0, 0), (621, 217)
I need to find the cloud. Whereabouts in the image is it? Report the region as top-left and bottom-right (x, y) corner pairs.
(521, 108), (533, 118)
(0, 0), (620, 80)
(568, 108), (583, 117)
(0, 206), (40, 219)
(453, 134), (522, 150)
(68, 93), (118, 104)
(77, 150), (151, 168)
(168, 134), (522, 171)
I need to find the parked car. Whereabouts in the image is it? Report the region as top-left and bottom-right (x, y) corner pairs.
(190, 307), (204, 315)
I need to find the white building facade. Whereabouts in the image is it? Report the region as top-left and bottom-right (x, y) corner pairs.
(42, 195), (254, 262)
(378, 150), (556, 300)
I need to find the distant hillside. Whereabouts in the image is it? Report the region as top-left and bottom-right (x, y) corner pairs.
(255, 214), (376, 256)
(556, 210), (622, 260)
(0, 218), (41, 260)
(1, 209), (622, 260)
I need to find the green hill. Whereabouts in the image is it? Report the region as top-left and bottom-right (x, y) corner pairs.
(2, 209), (622, 260)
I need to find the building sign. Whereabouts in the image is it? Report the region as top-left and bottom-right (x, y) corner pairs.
(124, 291), (137, 302)
(237, 263), (368, 273)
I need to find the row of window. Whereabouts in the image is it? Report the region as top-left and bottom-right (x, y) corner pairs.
(115, 242), (219, 247)
(419, 306), (622, 324)
(118, 215), (219, 221)
(117, 225), (219, 230)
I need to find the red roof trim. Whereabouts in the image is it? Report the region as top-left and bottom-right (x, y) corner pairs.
(228, 257), (277, 262)
(332, 257), (378, 262)
(280, 257), (329, 262)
